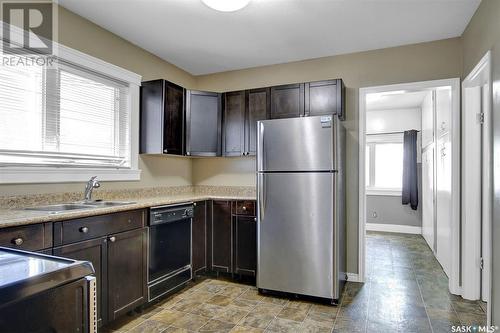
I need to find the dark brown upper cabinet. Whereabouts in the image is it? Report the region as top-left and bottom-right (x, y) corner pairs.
(185, 90), (222, 157)
(140, 79), (185, 155)
(246, 88), (271, 155)
(305, 79), (345, 120)
(222, 88), (270, 157)
(270, 83), (305, 119)
(223, 91), (246, 157)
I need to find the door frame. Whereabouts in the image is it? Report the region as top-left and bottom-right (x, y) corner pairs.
(358, 78), (461, 296)
(462, 51), (492, 322)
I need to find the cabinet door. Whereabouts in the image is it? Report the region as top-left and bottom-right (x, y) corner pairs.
(421, 91), (434, 149)
(436, 136), (452, 276)
(246, 88), (270, 155)
(234, 215), (257, 276)
(192, 201), (207, 275)
(186, 90), (222, 156)
(223, 91), (245, 156)
(107, 228), (147, 321)
(270, 83), (304, 119)
(211, 201), (232, 273)
(422, 146), (435, 252)
(164, 81), (184, 155)
(305, 80), (344, 118)
(435, 87), (452, 138)
(140, 80), (164, 154)
(53, 237), (107, 326)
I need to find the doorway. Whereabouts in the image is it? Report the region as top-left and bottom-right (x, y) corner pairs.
(358, 78), (461, 292)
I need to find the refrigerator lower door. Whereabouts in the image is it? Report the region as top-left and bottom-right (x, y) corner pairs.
(257, 172), (338, 299)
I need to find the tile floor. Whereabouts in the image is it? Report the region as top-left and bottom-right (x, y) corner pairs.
(104, 231), (486, 333)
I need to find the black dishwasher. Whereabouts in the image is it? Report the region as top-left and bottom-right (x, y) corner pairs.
(148, 203), (193, 301)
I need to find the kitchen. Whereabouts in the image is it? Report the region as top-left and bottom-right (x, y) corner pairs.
(0, 0), (498, 332)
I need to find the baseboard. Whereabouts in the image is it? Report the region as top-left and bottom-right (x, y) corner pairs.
(366, 223), (422, 234)
(346, 273), (360, 282)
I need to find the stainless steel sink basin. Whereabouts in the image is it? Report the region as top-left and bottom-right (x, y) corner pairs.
(24, 201), (137, 213)
(83, 201), (136, 207)
(24, 204), (92, 213)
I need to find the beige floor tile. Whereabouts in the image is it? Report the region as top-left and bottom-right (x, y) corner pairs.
(252, 303), (284, 316)
(276, 307), (309, 322)
(127, 319), (170, 333)
(213, 305), (250, 324)
(151, 310), (185, 325)
(238, 313), (275, 329)
(265, 317), (303, 332)
(239, 289), (265, 302)
(199, 319), (236, 332)
(190, 303), (227, 318)
(171, 313), (210, 331)
(230, 326), (264, 333)
(207, 294), (233, 306)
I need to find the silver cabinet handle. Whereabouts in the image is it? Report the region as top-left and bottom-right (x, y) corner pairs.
(109, 236), (116, 243)
(254, 217), (257, 222)
(163, 149), (168, 154)
(80, 227), (89, 233)
(242, 206), (247, 211)
(186, 152), (191, 156)
(12, 237), (24, 246)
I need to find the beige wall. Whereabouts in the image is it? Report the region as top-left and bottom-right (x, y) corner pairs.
(0, 7), (196, 196)
(195, 38), (463, 273)
(462, 0), (500, 324)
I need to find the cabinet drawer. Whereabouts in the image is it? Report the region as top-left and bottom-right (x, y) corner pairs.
(235, 201), (255, 216)
(0, 223), (52, 251)
(54, 210), (145, 246)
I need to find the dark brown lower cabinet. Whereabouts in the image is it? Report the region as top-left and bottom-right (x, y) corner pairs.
(192, 201), (207, 275)
(107, 228), (148, 321)
(211, 201), (232, 273)
(53, 237), (107, 326)
(53, 223), (147, 326)
(233, 215), (257, 276)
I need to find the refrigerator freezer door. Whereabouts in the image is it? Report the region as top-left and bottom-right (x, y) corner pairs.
(257, 116), (336, 172)
(257, 172), (337, 299)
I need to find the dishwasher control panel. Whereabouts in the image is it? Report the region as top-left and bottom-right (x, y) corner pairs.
(150, 204), (194, 225)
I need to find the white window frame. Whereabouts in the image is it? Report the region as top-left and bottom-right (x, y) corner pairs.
(365, 134), (404, 196)
(0, 26), (142, 184)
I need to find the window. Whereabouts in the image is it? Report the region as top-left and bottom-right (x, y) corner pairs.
(366, 134), (404, 195)
(0, 41), (141, 184)
(0, 59), (130, 168)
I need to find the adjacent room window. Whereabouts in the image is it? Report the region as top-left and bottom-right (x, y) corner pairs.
(366, 134), (404, 194)
(0, 58), (131, 168)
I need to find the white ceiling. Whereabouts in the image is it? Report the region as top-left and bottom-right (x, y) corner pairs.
(59, 0), (481, 75)
(367, 91), (429, 111)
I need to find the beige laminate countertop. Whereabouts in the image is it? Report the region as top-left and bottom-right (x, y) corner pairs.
(0, 193), (256, 229)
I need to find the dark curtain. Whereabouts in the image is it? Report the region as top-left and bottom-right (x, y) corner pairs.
(402, 130), (419, 210)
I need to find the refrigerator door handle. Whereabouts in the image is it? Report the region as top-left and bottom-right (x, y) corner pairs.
(257, 122), (265, 171)
(258, 173), (266, 222)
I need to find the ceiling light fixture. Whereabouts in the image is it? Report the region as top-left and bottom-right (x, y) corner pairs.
(201, 0), (251, 12)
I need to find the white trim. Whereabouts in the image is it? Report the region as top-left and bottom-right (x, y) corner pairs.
(0, 167), (141, 183)
(366, 223), (422, 234)
(366, 189), (402, 196)
(359, 78), (461, 292)
(461, 51), (492, 317)
(346, 273), (360, 283)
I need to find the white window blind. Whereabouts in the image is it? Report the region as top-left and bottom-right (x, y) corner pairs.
(0, 57), (131, 168)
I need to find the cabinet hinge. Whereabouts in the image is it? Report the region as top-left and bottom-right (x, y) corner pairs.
(477, 113), (485, 124)
(480, 257), (484, 270)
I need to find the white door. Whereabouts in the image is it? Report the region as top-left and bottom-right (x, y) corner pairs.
(436, 135), (452, 276)
(422, 146), (435, 251)
(421, 91), (434, 148)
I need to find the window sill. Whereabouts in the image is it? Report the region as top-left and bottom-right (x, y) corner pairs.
(366, 189), (402, 196)
(0, 167), (142, 184)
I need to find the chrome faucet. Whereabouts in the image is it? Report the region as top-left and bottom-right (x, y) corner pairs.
(84, 176), (100, 202)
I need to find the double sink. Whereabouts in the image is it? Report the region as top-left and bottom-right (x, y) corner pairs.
(24, 201), (136, 214)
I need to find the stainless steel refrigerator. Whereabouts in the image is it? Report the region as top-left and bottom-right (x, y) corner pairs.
(256, 115), (346, 303)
